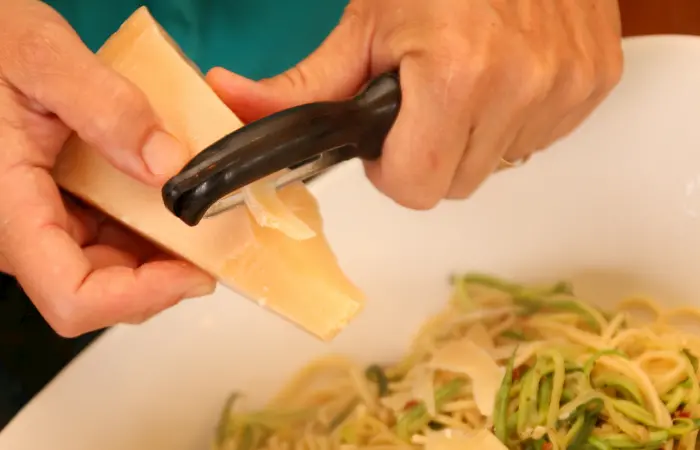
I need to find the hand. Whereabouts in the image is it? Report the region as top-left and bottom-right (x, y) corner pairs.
(0, 0), (215, 337)
(207, 0), (623, 209)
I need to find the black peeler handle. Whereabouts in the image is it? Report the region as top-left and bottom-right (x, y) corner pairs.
(162, 71), (402, 227)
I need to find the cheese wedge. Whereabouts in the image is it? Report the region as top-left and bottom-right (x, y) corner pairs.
(52, 7), (364, 340)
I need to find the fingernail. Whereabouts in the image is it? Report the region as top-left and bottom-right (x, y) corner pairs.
(142, 130), (189, 178)
(183, 282), (216, 299)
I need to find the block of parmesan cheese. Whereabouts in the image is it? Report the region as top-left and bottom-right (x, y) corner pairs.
(52, 7), (364, 340)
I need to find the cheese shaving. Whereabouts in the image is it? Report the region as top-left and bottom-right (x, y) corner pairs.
(425, 429), (507, 450)
(428, 338), (504, 417)
(242, 179), (316, 240)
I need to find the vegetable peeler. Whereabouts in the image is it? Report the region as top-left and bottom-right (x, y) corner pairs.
(162, 71), (402, 227)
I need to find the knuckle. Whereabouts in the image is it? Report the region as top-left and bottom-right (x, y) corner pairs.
(601, 43), (624, 90)
(445, 183), (473, 200)
(52, 322), (82, 339)
(411, 197), (440, 210)
(278, 66), (311, 93)
(384, 149), (445, 210)
(441, 30), (472, 61)
(565, 38), (622, 106)
(341, 1), (368, 25)
(81, 77), (151, 143)
(514, 50), (556, 105)
(426, 49), (482, 102)
(13, 22), (65, 71)
(395, 190), (441, 210)
(108, 78), (150, 117)
(566, 57), (598, 105)
(45, 302), (83, 338)
(440, 32), (483, 73)
(8, 22), (67, 99)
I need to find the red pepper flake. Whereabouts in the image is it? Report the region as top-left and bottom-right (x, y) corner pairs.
(512, 366), (525, 381)
(542, 442), (553, 450)
(403, 400), (419, 410)
(675, 409), (691, 418)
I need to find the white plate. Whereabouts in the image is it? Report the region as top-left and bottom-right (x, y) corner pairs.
(2, 35), (700, 450)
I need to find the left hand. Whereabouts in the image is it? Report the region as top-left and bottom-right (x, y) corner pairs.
(0, 0), (215, 337)
(207, 0), (623, 209)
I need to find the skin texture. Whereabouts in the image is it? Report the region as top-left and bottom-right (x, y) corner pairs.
(207, 0), (623, 208)
(0, 0), (622, 337)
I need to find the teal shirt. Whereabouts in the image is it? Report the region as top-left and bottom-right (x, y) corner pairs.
(45, 0), (347, 80)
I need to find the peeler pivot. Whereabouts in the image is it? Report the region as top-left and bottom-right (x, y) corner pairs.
(161, 71), (402, 227)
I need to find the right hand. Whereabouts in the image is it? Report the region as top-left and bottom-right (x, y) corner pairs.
(0, 0), (216, 337)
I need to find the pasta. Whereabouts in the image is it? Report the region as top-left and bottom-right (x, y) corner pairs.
(213, 273), (700, 450)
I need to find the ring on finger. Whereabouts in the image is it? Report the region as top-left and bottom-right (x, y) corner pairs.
(496, 155), (531, 172)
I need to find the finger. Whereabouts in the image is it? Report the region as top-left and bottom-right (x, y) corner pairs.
(0, 164), (215, 337)
(0, 194), (96, 276)
(530, 0), (622, 151)
(83, 245), (139, 270)
(206, 2), (372, 122)
(0, 254), (11, 275)
(93, 219), (161, 263)
(501, 82), (569, 163)
(445, 107), (520, 200)
(62, 194), (102, 245)
(532, 94), (598, 153)
(538, 26), (623, 149)
(365, 56), (474, 209)
(1, 1), (189, 184)
(525, 75), (620, 153)
(448, 34), (558, 198)
(501, 73), (569, 161)
(65, 254), (215, 328)
(447, 91), (548, 199)
(504, 26), (595, 159)
(534, 73), (613, 154)
(0, 207), (159, 276)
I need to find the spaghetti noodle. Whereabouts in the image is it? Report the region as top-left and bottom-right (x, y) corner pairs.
(214, 273), (700, 450)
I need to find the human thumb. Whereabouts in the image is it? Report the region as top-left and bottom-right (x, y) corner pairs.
(2, 3), (189, 186)
(207, 6), (373, 123)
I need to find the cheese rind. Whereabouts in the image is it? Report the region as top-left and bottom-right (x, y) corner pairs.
(52, 7), (364, 340)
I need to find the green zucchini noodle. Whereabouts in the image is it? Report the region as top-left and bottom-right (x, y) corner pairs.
(213, 273), (700, 450)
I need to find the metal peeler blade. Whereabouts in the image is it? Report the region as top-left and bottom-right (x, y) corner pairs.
(161, 71), (402, 227)
(202, 147), (350, 218)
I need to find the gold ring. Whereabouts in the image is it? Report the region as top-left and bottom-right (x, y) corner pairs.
(497, 155), (531, 172)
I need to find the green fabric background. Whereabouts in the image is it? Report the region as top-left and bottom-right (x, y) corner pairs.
(44, 0), (347, 79)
